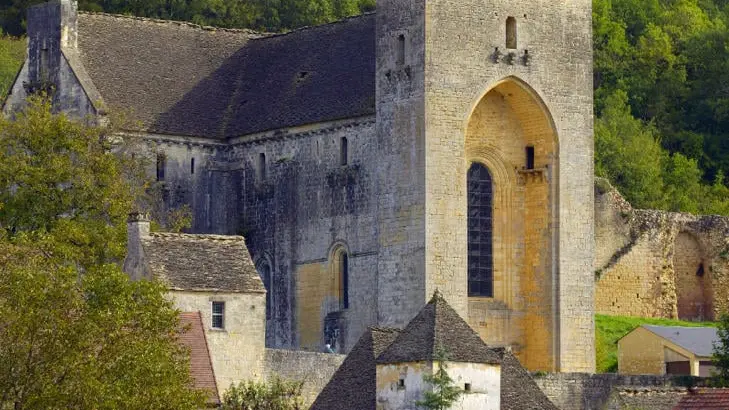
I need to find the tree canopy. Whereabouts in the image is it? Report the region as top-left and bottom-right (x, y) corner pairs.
(0, 99), (206, 408)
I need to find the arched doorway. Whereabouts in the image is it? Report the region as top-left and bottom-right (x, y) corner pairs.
(464, 77), (558, 371)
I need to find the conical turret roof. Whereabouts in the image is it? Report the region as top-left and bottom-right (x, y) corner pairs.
(376, 291), (501, 365)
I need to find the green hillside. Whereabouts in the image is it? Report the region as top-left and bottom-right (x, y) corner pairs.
(0, 36), (25, 101)
(596, 314), (718, 373)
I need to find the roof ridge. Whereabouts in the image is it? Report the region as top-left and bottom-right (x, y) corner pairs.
(78, 11), (268, 36)
(148, 232), (246, 241)
(251, 12), (375, 41)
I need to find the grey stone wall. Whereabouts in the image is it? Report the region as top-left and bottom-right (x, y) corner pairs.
(533, 372), (695, 410)
(264, 348), (344, 407)
(229, 119), (380, 351)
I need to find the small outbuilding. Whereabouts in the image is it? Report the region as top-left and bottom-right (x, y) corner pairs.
(618, 325), (718, 376)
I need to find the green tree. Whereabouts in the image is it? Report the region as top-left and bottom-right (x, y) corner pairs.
(0, 34), (25, 100)
(0, 239), (206, 409)
(0, 99), (205, 408)
(222, 377), (304, 410)
(416, 350), (464, 410)
(712, 313), (729, 386)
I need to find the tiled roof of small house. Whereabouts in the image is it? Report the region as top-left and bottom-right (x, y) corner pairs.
(376, 291), (501, 365)
(310, 327), (401, 410)
(641, 325), (718, 357)
(141, 233), (264, 292)
(493, 348), (559, 410)
(673, 388), (729, 409)
(76, 12), (375, 139)
(179, 311), (219, 404)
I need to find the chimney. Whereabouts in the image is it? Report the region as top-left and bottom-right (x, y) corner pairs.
(26, 0), (77, 87)
(123, 212), (150, 281)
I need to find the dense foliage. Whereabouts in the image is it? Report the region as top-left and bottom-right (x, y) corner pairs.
(0, 35), (24, 100)
(593, 0), (729, 213)
(712, 313), (729, 385)
(0, 99), (206, 408)
(0, 0), (375, 35)
(222, 377), (304, 410)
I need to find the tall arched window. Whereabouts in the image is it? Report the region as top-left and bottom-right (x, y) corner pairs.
(467, 163), (494, 297)
(332, 247), (350, 310)
(506, 17), (517, 49)
(256, 260), (272, 320)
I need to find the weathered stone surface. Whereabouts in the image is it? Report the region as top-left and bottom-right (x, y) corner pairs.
(595, 178), (729, 321)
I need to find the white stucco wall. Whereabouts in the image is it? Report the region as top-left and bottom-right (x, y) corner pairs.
(376, 361), (500, 410)
(171, 290), (266, 396)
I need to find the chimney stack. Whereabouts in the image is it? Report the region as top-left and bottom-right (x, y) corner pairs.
(123, 212), (150, 280)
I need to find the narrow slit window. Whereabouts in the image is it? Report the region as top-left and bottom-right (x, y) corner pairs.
(341, 252), (349, 309)
(397, 34), (405, 65)
(526, 146), (535, 170)
(506, 17), (517, 49)
(340, 137), (348, 166)
(257, 261), (272, 320)
(156, 153), (166, 181)
(191, 157), (195, 174)
(211, 301), (225, 329)
(467, 163), (494, 297)
(258, 153), (266, 180)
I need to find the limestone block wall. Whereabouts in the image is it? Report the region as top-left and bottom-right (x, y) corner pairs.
(171, 290), (266, 396)
(595, 178), (729, 320)
(229, 118), (380, 352)
(263, 348), (345, 407)
(419, 0), (595, 373)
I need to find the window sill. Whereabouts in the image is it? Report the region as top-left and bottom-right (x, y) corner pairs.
(208, 328), (227, 333)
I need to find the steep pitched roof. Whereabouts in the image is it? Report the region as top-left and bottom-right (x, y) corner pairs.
(141, 232), (264, 293)
(310, 328), (401, 410)
(376, 292), (501, 365)
(179, 312), (219, 404)
(76, 12), (375, 139)
(493, 348), (559, 410)
(673, 388), (729, 409)
(642, 325), (718, 357)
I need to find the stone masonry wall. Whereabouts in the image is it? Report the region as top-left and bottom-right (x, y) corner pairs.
(533, 372), (688, 410)
(595, 178), (729, 320)
(229, 118), (380, 352)
(421, 0), (595, 372)
(264, 348), (344, 407)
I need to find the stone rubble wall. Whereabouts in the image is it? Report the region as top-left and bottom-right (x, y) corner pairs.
(594, 178), (729, 320)
(263, 348), (345, 407)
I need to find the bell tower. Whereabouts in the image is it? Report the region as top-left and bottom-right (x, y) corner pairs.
(375, 0), (595, 372)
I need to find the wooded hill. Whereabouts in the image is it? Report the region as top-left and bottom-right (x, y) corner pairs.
(1, 0), (729, 215)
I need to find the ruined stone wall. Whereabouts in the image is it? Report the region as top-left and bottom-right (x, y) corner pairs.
(228, 118), (380, 352)
(595, 178), (729, 320)
(263, 348), (344, 407)
(418, 0), (594, 372)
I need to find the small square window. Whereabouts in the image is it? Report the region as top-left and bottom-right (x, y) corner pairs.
(464, 383), (472, 392)
(397, 379), (405, 390)
(212, 301), (225, 329)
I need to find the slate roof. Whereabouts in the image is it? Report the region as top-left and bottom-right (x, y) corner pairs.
(377, 291), (501, 365)
(141, 232), (265, 292)
(76, 12), (375, 139)
(493, 348), (559, 410)
(642, 325), (718, 357)
(673, 388), (729, 409)
(310, 327), (401, 410)
(179, 312), (219, 404)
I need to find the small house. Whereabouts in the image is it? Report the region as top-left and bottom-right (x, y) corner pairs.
(618, 325), (717, 376)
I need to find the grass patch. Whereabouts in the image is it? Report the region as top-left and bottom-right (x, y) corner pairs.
(0, 36), (26, 101)
(596, 314), (718, 373)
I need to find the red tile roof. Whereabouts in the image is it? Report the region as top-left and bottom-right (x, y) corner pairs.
(673, 388), (729, 409)
(179, 312), (219, 404)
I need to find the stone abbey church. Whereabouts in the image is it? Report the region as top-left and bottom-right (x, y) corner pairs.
(5, 0), (595, 373)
